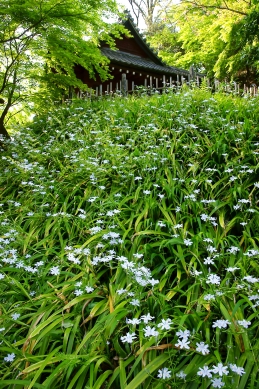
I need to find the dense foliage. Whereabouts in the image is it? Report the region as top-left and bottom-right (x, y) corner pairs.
(0, 88), (259, 388)
(0, 0), (125, 139)
(147, 0), (259, 83)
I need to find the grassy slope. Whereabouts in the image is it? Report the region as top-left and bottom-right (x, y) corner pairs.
(0, 89), (259, 388)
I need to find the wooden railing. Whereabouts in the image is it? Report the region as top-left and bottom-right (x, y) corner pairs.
(65, 78), (258, 103)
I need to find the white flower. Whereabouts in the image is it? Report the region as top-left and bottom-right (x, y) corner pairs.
(207, 245), (217, 253)
(130, 299), (140, 306)
(157, 221), (166, 227)
(120, 332), (137, 343)
(204, 257), (215, 265)
(49, 266), (60, 276)
(176, 370), (187, 379)
(206, 274), (221, 285)
(243, 275), (259, 283)
(11, 313), (20, 320)
(141, 313), (154, 323)
(212, 363), (229, 376)
(74, 289), (83, 296)
(197, 366), (212, 378)
(211, 377), (225, 388)
(158, 318), (172, 330)
(175, 338), (190, 350)
(237, 320), (251, 329)
(85, 286), (94, 293)
(212, 320), (230, 329)
(88, 197), (98, 202)
(4, 353), (16, 363)
(157, 367), (171, 379)
(204, 294), (215, 301)
(226, 267), (240, 272)
(229, 364), (245, 376)
(143, 325), (159, 337)
(196, 341), (210, 355)
(126, 318), (141, 325)
(176, 329), (190, 339)
(117, 288), (127, 295)
(0, 273), (5, 280)
(184, 238), (192, 246)
(89, 226), (102, 235)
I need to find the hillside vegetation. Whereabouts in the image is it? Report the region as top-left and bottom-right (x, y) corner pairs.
(1, 89), (259, 389)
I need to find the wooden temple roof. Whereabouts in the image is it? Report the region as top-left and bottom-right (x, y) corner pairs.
(101, 47), (189, 76)
(100, 13), (190, 78)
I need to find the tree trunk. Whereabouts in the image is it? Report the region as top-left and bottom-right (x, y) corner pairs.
(0, 119), (10, 149)
(0, 118), (10, 139)
(0, 120), (10, 139)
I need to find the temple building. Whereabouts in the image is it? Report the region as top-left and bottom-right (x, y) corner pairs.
(74, 13), (204, 96)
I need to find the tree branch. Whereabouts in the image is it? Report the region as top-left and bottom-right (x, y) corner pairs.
(178, 1), (248, 16)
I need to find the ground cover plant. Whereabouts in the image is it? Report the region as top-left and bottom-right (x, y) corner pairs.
(0, 88), (259, 388)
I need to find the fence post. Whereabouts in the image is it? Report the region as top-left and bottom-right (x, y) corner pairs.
(121, 73), (127, 96)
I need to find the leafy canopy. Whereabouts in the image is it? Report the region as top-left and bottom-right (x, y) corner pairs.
(0, 0), (125, 138)
(147, 0), (259, 82)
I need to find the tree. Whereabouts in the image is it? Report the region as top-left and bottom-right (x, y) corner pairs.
(126, 0), (172, 33)
(148, 0), (259, 82)
(0, 0), (125, 141)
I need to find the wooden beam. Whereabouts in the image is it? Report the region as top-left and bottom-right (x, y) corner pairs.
(121, 73), (127, 96)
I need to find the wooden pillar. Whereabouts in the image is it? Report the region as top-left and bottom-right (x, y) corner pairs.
(150, 76), (153, 88)
(96, 87), (98, 97)
(144, 78), (147, 87)
(121, 73), (127, 96)
(110, 82), (112, 93)
(106, 84), (109, 94)
(99, 85), (102, 96)
(163, 75), (166, 85)
(156, 78), (158, 89)
(132, 81), (134, 92)
(116, 82), (118, 91)
(177, 74), (179, 85)
(170, 76), (172, 87)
